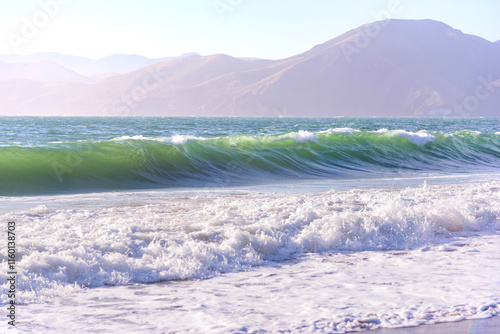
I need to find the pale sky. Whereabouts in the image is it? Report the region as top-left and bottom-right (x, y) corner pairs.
(1, 0), (499, 59)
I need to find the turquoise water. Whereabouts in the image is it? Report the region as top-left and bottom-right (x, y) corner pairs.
(1, 117), (500, 333)
(0, 117), (499, 195)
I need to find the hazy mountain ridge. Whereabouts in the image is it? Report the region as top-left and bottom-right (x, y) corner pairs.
(0, 52), (198, 78)
(0, 60), (91, 83)
(0, 19), (499, 116)
(252, 19), (500, 116)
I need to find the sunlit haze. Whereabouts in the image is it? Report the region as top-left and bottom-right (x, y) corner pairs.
(1, 0), (499, 59)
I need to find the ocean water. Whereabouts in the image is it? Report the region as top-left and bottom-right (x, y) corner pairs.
(1, 117), (500, 333)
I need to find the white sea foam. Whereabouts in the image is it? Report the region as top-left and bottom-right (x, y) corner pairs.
(111, 135), (153, 141)
(375, 129), (436, 145)
(15, 236), (500, 333)
(110, 135), (206, 145)
(1, 180), (499, 309)
(101, 129), (497, 147)
(449, 130), (483, 137)
(276, 130), (317, 143)
(170, 134), (206, 145)
(319, 127), (360, 134)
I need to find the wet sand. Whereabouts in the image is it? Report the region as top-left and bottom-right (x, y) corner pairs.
(366, 316), (500, 334)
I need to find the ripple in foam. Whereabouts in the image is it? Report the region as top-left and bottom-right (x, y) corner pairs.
(0, 180), (499, 305)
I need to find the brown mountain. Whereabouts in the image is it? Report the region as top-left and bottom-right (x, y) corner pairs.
(1, 19), (499, 116)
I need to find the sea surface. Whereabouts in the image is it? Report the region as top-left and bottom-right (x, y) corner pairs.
(1, 117), (499, 333)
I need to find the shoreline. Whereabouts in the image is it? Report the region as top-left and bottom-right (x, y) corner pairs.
(2, 172), (498, 214)
(366, 316), (500, 334)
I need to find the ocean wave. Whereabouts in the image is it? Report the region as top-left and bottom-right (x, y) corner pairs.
(111, 134), (206, 145)
(1, 180), (499, 304)
(319, 127), (360, 135)
(374, 129), (436, 145)
(0, 129), (499, 195)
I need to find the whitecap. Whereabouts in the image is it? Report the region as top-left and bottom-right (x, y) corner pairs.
(276, 130), (317, 143)
(170, 135), (206, 145)
(375, 129), (435, 145)
(319, 128), (360, 135)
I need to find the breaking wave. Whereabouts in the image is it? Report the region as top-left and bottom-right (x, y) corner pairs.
(0, 129), (499, 195)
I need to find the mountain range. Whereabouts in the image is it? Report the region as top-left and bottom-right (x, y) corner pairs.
(0, 19), (499, 117)
(0, 52), (199, 82)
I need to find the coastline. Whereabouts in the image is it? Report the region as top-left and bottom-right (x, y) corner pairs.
(366, 316), (500, 334)
(1, 117), (499, 333)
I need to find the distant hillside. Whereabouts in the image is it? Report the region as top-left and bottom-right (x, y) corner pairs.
(0, 20), (499, 116)
(232, 19), (500, 117)
(0, 52), (198, 77)
(0, 61), (90, 83)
